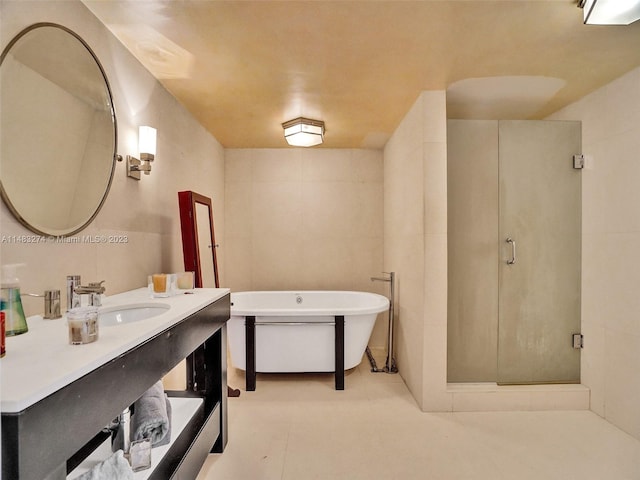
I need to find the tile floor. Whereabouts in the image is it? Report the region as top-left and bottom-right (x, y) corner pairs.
(197, 358), (640, 480)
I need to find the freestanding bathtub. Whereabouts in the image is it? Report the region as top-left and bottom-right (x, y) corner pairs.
(228, 291), (389, 390)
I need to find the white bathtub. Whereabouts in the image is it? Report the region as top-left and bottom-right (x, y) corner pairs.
(228, 291), (389, 373)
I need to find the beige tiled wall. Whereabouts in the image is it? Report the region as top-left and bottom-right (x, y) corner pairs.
(383, 91), (449, 410)
(384, 101), (426, 404)
(0, 1), (225, 315)
(224, 148), (387, 347)
(548, 66), (640, 441)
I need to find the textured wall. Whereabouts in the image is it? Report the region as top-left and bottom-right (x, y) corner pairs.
(383, 91), (448, 410)
(224, 148), (387, 347)
(549, 66), (640, 440)
(0, 1), (225, 315)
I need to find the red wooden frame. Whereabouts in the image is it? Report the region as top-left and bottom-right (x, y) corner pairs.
(178, 191), (219, 288)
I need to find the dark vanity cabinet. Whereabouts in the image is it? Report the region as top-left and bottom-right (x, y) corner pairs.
(1, 293), (230, 480)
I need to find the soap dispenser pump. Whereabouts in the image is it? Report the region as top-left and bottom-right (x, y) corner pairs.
(1, 264), (28, 336)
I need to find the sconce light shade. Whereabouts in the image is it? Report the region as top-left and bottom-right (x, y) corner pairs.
(282, 117), (325, 147)
(138, 126), (157, 161)
(581, 0), (640, 25)
(126, 125), (157, 180)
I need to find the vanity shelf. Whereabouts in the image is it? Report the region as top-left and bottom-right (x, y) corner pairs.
(1, 289), (230, 480)
(68, 396), (206, 479)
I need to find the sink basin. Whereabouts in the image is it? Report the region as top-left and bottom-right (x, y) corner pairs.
(99, 303), (170, 327)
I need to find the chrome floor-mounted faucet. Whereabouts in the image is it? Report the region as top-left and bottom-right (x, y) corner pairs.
(369, 272), (397, 374)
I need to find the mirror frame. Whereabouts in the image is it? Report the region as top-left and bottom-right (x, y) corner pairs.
(178, 191), (220, 288)
(0, 22), (118, 236)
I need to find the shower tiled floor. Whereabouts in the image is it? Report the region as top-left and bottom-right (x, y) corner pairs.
(196, 358), (640, 480)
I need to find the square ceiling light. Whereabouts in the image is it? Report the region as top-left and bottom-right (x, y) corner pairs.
(282, 117), (325, 147)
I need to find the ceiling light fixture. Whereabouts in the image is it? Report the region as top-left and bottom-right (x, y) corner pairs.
(282, 117), (325, 147)
(579, 0), (640, 25)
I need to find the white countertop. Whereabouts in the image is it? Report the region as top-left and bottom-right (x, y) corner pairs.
(0, 287), (229, 413)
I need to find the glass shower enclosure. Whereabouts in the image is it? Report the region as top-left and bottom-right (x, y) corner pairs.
(447, 120), (581, 385)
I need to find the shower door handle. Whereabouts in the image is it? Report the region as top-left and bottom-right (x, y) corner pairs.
(506, 238), (516, 265)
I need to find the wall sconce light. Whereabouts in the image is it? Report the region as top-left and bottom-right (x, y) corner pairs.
(282, 117), (325, 147)
(579, 0), (640, 25)
(127, 126), (157, 180)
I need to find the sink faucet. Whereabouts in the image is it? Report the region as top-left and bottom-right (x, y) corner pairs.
(74, 280), (106, 307)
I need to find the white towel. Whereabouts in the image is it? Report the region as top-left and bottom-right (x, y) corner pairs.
(77, 450), (133, 480)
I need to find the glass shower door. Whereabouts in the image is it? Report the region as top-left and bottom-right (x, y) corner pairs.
(497, 120), (581, 385)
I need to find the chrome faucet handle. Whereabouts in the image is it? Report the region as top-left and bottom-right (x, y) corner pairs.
(23, 290), (62, 319)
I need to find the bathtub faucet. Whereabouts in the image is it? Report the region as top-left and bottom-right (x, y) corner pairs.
(368, 272), (397, 374)
(371, 274), (391, 282)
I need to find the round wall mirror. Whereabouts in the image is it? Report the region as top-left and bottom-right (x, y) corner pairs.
(0, 23), (117, 237)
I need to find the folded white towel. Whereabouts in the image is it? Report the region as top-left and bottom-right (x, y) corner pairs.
(77, 450), (133, 480)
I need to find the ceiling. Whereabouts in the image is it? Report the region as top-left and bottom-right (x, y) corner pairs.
(83, 0), (640, 149)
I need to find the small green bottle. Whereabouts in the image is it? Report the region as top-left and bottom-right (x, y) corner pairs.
(1, 264), (28, 336)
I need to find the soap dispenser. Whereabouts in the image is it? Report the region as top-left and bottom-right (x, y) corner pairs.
(1, 264), (28, 336)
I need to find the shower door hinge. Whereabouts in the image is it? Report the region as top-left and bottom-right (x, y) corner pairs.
(573, 155), (585, 169)
(572, 333), (584, 349)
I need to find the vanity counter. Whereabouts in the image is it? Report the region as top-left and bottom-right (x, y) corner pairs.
(1, 287), (231, 480)
(1, 287), (228, 412)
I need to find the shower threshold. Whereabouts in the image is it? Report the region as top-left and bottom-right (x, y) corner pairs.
(445, 382), (590, 412)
